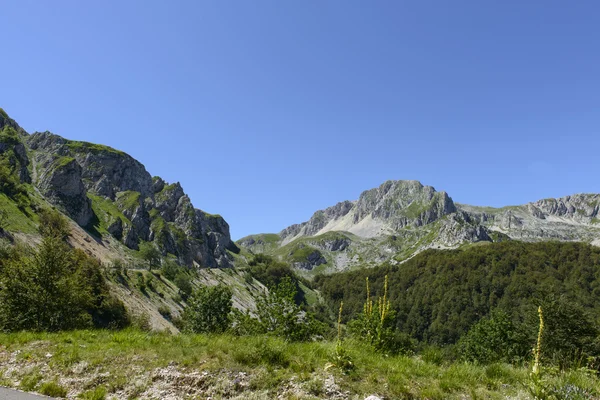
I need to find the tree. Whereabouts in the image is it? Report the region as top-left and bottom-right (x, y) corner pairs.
(182, 285), (232, 333)
(534, 295), (599, 368)
(253, 276), (319, 341)
(161, 259), (180, 281)
(139, 242), (161, 270)
(458, 309), (529, 364)
(0, 237), (93, 331)
(174, 272), (193, 300)
(38, 209), (70, 240)
(0, 218), (129, 332)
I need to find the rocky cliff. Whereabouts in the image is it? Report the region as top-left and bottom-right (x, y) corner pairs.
(239, 180), (600, 274)
(0, 110), (237, 269)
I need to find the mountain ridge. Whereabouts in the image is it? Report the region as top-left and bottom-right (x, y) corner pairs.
(238, 180), (600, 274)
(0, 109), (238, 269)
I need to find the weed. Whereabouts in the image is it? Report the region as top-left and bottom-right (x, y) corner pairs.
(39, 381), (68, 397)
(78, 386), (107, 400)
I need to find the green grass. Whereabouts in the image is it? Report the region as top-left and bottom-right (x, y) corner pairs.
(39, 381), (68, 398)
(66, 140), (125, 156)
(289, 245), (320, 263)
(1, 329), (598, 399)
(87, 193), (130, 234)
(0, 192), (38, 234)
(52, 156), (75, 169)
(115, 190), (141, 213)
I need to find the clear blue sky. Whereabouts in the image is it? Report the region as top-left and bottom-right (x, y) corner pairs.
(2, 1), (599, 239)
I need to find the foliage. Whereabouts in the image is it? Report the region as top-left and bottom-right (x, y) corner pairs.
(161, 259), (181, 281)
(458, 309), (530, 364)
(0, 237), (94, 331)
(182, 285), (232, 333)
(0, 224), (128, 331)
(0, 209), (7, 230)
(39, 381), (68, 397)
(2, 328), (599, 399)
(327, 302), (354, 372)
(534, 295), (599, 369)
(316, 241), (600, 348)
(348, 275), (414, 355)
(247, 253), (306, 304)
(38, 208), (71, 240)
(174, 272), (192, 300)
(0, 158), (26, 202)
(138, 242), (161, 270)
(234, 276), (321, 341)
(66, 140), (124, 156)
(0, 125), (21, 145)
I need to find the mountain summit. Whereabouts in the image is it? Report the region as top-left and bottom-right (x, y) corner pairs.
(0, 109), (237, 268)
(239, 180), (600, 273)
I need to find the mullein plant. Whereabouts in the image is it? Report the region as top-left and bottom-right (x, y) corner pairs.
(358, 276), (392, 347)
(327, 301), (354, 372)
(527, 306), (553, 400)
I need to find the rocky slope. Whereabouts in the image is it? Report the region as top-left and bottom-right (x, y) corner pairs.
(0, 108), (257, 331)
(239, 180), (600, 274)
(0, 110), (237, 269)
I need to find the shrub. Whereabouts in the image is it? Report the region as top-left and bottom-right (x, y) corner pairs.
(39, 381), (67, 398)
(158, 305), (172, 321)
(78, 386), (107, 400)
(135, 272), (146, 293)
(0, 237), (93, 331)
(182, 285), (232, 333)
(161, 259), (180, 281)
(534, 295), (599, 369)
(38, 209), (70, 240)
(252, 276), (321, 341)
(0, 227), (129, 331)
(174, 272), (192, 300)
(458, 309), (529, 364)
(348, 276), (414, 355)
(139, 242), (161, 270)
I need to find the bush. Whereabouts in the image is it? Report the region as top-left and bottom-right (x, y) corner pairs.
(348, 276), (414, 355)
(458, 309), (529, 364)
(139, 242), (161, 270)
(39, 381), (67, 398)
(174, 272), (192, 300)
(135, 272), (146, 293)
(161, 259), (180, 281)
(247, 254), (306, 304)
(38, 209), (70, 240)
(534, 296), (599, 369)
(244, 276), (321, 341)
(0, 237), (93, 331)
(182, 285), (232, 333)
(0, 228), (129, 331)
(158, 305), (172, 321)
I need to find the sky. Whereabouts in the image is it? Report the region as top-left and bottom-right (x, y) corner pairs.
(2, 1), (599, 240)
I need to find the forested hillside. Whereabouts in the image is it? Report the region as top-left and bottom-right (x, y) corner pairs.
(316, 241), (600, 345)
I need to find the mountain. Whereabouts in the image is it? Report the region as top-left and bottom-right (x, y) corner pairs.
(0, 109), (262, 332)
(238, 180), (600, 273)
(0, 109), (238, 269)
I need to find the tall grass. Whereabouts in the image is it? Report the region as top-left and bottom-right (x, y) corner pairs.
(0, 328), (598, 399)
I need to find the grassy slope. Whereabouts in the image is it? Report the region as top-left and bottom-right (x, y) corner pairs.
(2, 329), (597, 400)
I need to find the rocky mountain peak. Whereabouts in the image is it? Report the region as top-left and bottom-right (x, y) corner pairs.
(279, 180), (456, 243)
(0, 111), (237, 269)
